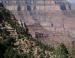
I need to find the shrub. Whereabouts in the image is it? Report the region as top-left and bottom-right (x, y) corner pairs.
(55, 43), (69, 58)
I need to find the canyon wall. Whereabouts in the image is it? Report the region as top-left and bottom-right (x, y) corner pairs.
(1, 0), (75, 47)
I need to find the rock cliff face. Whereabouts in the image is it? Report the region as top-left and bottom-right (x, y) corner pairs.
(1, 0), (75, 47)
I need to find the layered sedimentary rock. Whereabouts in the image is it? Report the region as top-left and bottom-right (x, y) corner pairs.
(1, 0), (75, 47)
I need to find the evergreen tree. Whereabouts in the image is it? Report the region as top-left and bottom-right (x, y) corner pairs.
(55, 43), (69, 58)
(70, 48), (75, 58)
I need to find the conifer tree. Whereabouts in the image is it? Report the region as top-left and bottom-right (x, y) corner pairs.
(55, 43), (69, 58)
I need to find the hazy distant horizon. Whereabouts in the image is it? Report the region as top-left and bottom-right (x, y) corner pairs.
(68, 0), (75, 3)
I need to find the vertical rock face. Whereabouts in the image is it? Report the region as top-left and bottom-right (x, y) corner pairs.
(1, 0), (75, 47)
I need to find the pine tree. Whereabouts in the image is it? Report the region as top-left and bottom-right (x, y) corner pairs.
(55, 43), (69, 58)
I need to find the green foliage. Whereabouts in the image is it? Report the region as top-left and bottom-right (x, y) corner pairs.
(69, 48), (75, 58)
(36, 40), (54, 51)
(16, 26), (26, 35)
(55, 43), (69, 58)
(4, 47), (15, 58)
(4, 47), (35, 58)
(1, 29), (10, 39)
(0, 44), (7, 58)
